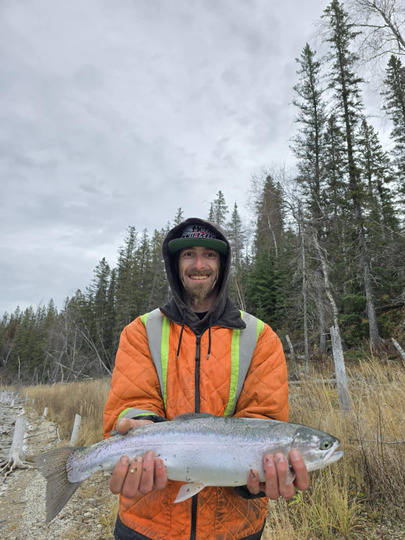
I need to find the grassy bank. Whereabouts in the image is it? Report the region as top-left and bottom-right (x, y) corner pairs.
(23, 355), (405, 539)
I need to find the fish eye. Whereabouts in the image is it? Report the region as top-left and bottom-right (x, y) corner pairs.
(320, 439), (332, 450)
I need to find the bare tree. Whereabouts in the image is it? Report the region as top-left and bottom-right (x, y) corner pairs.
(348, 0), (405, 61)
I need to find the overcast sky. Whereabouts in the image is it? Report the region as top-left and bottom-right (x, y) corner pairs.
(0, 0), (390, 316)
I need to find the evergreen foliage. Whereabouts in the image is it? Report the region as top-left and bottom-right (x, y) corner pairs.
(1, 1), (404, 384)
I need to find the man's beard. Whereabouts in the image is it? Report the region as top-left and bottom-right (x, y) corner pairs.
(181, 271), (218, 308)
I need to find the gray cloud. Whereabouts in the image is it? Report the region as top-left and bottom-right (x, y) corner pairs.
(1, 0), (343, 314)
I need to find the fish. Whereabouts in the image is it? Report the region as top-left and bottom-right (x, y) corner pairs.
(35, 413), (343, 523)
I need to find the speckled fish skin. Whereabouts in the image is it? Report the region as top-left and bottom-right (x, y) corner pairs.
(35, 414), (343, 522)
(68, 415), (342, 483)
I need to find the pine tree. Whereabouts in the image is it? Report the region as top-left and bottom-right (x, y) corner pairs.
(292, 43), (328, 219)
(323, 0), (382, 346)
(173, 207), (184, 225)
(208, 191), (229, 227)
(254, 175), (284, 258)
(115, 226), (139, 331)
(382, 54), (405, 203)
(226, 203), (247, 308)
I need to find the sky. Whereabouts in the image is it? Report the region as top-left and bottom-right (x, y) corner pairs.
(0, 0), (391, 316)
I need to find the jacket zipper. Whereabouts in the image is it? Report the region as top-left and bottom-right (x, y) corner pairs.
(190, 333), (201, 540)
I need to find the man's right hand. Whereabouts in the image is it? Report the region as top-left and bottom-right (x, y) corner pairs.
(109, 418), (168, 498)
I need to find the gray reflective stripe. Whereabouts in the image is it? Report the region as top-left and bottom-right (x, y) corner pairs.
(143, 308), (167, 408)
(142, 308), (264, 416)
(224, 311), (263, 416)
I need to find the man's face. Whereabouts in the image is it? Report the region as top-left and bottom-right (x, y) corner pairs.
(178, 246), (221, 312)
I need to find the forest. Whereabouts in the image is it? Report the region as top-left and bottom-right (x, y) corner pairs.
(1, 0), (404, 384)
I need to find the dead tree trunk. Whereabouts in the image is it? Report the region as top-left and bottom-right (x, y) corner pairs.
(313, 234), (352, 412)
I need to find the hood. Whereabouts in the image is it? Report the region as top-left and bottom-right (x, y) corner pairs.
(160, 217), (245, 333)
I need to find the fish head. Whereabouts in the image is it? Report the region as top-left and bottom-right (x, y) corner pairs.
(291, 427), (344, 473)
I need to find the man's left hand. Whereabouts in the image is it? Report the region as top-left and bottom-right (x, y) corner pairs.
(246, 449), (309, 499)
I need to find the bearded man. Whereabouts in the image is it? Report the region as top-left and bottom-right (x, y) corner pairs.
(103, 217), (309, 540)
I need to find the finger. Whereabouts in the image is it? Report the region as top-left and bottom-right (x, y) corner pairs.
(246, 468), (261, 495)
(263, 454), (280, 500)
(275, 453), (295, 499)
(290, 450), (310, 491)
(154, 458), (168, 490)
(121, 456), (143, 498)
(138, 451), (155, 494)
(110, 455), (130, 494)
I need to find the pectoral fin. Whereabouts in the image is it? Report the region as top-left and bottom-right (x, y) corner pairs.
(174, 481), (206, 503)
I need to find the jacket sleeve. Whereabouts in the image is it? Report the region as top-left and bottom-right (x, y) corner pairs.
(103, 316), (166, 438)
(234, 322), (289, 422)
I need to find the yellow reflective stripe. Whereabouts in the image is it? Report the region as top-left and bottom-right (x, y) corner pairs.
(140, 312), (149, 326)
(160, 316), (171, 409)
(224, 327), (241, 416)
(257, 319), (265, 340)
(118, 407), (134, 421)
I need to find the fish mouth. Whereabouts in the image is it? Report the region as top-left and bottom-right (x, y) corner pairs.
(324, 440), (344, 464)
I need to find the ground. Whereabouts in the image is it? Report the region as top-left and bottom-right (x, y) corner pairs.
(0, 398), (116, 540)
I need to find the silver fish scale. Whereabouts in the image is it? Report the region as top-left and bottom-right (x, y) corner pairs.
(66, 416), (341, 486)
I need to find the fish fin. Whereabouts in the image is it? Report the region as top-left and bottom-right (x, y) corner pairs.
(35, 447), (83, 523)
(285, 465), (296, 485)
(174, 481), (206, 502)
(172, 413), (216, 421)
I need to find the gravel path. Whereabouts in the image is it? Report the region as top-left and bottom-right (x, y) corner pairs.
(0, 394), (116, 540)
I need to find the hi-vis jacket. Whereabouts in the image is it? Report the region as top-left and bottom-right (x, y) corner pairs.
(103, 218), (289, 540)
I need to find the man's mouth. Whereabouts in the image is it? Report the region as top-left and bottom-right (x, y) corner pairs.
(187, 274), (211, 280)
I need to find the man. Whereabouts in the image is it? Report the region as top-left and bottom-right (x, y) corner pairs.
(103, 217), (309, 540)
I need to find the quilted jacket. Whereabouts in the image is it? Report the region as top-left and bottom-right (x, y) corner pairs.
(103, 218), (289, 540)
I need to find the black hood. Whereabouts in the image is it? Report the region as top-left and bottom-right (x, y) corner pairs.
(160, 217), (245, 333)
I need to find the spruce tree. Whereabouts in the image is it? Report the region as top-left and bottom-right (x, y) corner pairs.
(323, 0), (382, 346)
(292, 43), (328, 220)
(208, 190), (229, 227)
(382, 54), (405, 204)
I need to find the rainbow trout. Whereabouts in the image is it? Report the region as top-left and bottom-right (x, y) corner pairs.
(35, 413), (343, 523)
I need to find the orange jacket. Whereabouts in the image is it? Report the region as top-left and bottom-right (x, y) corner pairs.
(103, 217), (289, 540)
(103, 314), (289, 540)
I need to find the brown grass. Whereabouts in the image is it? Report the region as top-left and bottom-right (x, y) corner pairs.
(23, 355), (405, 539)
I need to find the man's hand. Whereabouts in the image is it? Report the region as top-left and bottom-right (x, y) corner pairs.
(246, 450), (309, 499)
(109, 418), (168, 498)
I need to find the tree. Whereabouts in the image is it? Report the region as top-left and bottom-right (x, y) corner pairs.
(115, 226), (139, 331)
(348, 0), (405, 60)
(226, 203), (247, 309)
(253, 174), (284, 258)
(173, 207), (184, 226)
(382, 54), (405, 200)
(208, 190), (229, 227)
(323, 0), (382, 346)
(292, 43), (328, 220)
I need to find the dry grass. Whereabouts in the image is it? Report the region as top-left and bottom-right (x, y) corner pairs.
(22, 355), (405, 539)
(24, 378), (110, 445)
(263, 356), (405, 539)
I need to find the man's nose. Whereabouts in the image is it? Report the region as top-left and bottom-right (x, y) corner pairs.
(193, 255), (205, 269)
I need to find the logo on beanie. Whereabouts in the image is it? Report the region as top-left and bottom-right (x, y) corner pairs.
(181, 225), (218, 240)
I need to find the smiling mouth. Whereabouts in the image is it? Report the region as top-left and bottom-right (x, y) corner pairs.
(187, 273), (212, 280)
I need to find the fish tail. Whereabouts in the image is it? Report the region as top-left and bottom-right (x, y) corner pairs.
(35, 447), (83, 523)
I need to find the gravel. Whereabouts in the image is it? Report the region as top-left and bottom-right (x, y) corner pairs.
(0, 396), (116, 540)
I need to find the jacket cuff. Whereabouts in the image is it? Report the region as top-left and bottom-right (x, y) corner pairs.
(233, 485), (267, 499)
(118, 408), (167, 423)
